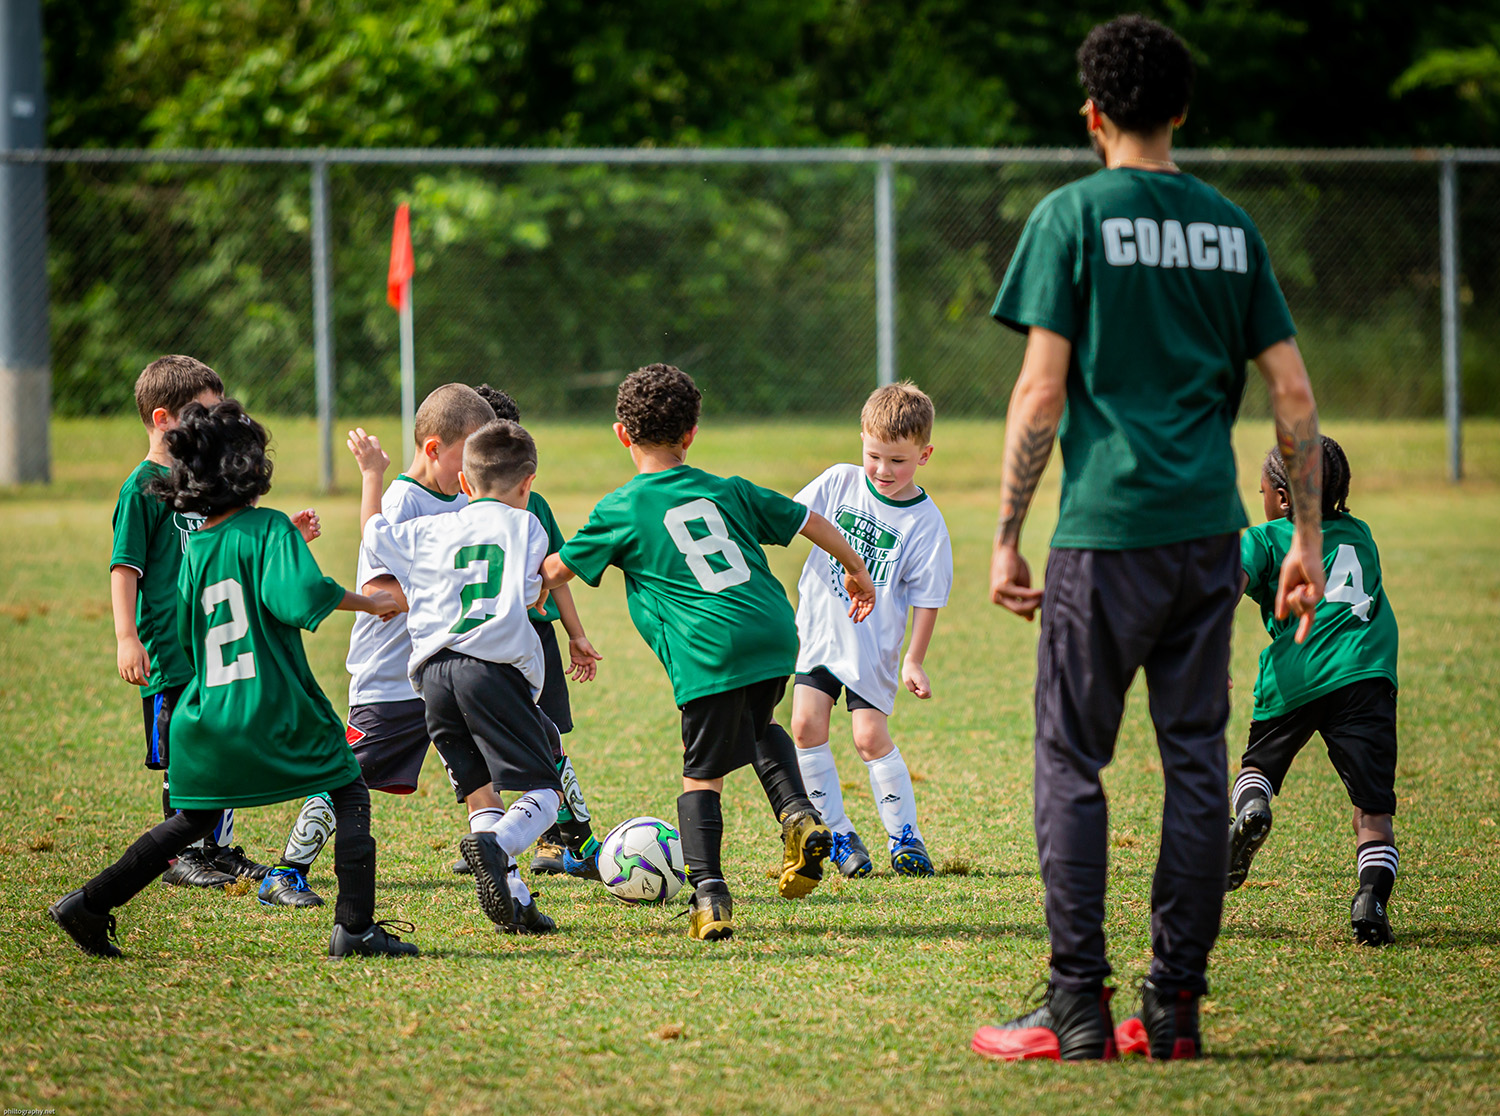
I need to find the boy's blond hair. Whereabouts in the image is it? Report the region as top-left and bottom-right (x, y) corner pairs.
(413, 383), (495, 447)
(861, 381), (934, 445)
(134, 355), (224, 426)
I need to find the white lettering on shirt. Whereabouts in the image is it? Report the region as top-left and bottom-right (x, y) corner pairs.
(1102, 217), (1136, 265)
(1100, 216), (1250, 273)
(1160, 220), (1189, 268)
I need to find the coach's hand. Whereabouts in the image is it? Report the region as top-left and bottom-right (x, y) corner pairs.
(1275, 530), (1326, 644)
(118, 635), (151, 685)
(991, 542), (1044, 621)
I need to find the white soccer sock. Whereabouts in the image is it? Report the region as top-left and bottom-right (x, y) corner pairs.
(1232, 769), (1274, 814)
(866, 746), (920, 847)
(507, 859), (533, 907)
(796, 743), (853, 835)
(283, 795), (335, 869)
(484, 791), (561, 859)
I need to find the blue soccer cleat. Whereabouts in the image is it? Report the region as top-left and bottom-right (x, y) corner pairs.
(890, 824), (934, 877)
(258, 867), (325, 908)
(563, 837), (603, 882)
(831, 830), (873, 878)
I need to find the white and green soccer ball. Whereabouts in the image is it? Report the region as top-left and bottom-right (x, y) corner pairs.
(599, 816), (687, 905)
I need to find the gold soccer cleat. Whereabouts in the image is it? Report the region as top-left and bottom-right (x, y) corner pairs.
(777, 808), (833, 899)
(687, 882), (734, 941)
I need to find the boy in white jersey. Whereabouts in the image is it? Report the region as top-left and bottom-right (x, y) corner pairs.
(364, 419), (566, 935)
(791, 382), (953, 877)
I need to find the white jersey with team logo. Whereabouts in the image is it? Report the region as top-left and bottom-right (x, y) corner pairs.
(794, 463), (953, 715)
(346, 475), (468, 706)
(362, 498), (548, 698)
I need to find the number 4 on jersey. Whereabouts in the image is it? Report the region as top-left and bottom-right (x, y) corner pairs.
(1324, 543), (1372, 621)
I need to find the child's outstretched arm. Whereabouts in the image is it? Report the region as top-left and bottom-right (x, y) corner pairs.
(347, 428), (391, 532)
(902, 606), (939, 699)
(800, 511), (876, 622)
(291, 508), (322, 544)
(551, 583), (603, 682)
(337, 587), (402, 621)
(541, 553), (578, 590)
(110, 566), (150, 685)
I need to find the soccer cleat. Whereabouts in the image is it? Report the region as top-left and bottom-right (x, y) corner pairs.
(972, 985), (1118, 1062)
(207, 844), (271, 881)
(687, 881), (734, 941)
(563, 839), (603, 882)
(501, 896), (558, 935)
(257, 867), (325, 908)
(48, 889), (123, 959)
(831, 830), (873, 878)
(1227, 798), (1273, 891)
(1114, 981), (1202, 1060)
(328, 919), (419, 958)
(451, 855), (472, 875)
(159, 846), (237, 889)
(891, 824), (935, 877)
(530, 838), (567, 876)
(777, 807), (833, 899)
(459, 833), (514, 928)
(1351, 884), (1394, 947)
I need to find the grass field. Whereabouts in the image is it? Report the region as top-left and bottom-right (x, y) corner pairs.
(3, 416), (1499, 1116)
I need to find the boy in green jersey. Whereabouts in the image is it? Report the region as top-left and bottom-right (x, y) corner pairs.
(1225, 436), (1401, 945)
(543, 364), (877, 941)
(52, 401), (417, 959)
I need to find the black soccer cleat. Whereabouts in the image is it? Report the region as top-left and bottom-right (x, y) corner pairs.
(1350, 884), (1395, 947)
(207, 844), (271, 881)
(500, 896), (558, 935)
(458, 833), (515, 928)
(971, 984), (1118, 1062)
(1227, 797), (1273, 891)
(450, 834), (472, 875)
(48, 889), (124, 959)
(257, 867), (325, 908)
(1114, 981), (1203, 1060)
(159, 846), (237, 889)
(328, 919), (419, 958)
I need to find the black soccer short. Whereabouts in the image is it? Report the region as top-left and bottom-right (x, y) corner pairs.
(346, 698), (431, 795)
(794, 666), (878, 713)
(418, 649), (565, 803)
(680, 676), (788, 780)
(141, 684), (187, 770)
(532, 619), (573, 740)
(1240, 677), (1398, 816)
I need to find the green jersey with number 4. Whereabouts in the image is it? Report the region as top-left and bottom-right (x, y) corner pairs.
(1241, 513), (1399, 720)
(559, 465), (810, 706)
(167, 506), (358, 809)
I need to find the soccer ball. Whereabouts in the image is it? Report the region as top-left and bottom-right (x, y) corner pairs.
(599, 817), (687, 905)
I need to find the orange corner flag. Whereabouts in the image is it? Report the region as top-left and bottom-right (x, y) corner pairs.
(387, 203), (413, 310)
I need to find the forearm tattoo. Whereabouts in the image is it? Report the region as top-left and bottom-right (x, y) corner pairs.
(1276, 410), (1322, 525)
(996, 417), (1057, 546)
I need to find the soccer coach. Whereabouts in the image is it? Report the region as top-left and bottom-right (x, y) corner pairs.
(972, 16), (1326, 1063)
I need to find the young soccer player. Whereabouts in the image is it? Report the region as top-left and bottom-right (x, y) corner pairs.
(111, 355), (332, 892)
(542, 363), (877, 941)
(791, 382), (952, 878)
(1226, 436), (1401, 944)
(363, 419), (568, 935)
(52, 400), (418, 959)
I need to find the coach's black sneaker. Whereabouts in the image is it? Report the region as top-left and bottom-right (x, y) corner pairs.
(159, 846), (236, 889)
(501, 896), (558, 935)
(1227, 798), (1273, 891)
(1115, 981), (1202, 1060)
(687, 880), (733, 941)
(258, 867), (325, 908)
(207, 844), (271, 881)
(48, 889), (123, 959)
(459, 833), (515, 928)
(777, 807), (832, 899)
(530, 835), (567, 876)
(972, 984), (1118, 1062)
(1350, 884), (1395, 947)
(328, 919), (419, 958)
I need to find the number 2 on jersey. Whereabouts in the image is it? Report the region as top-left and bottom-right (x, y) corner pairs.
(664, 498), (751, 593)
(202, 578), (256, 687)
(1324, 543), (1373, 621)
(451, 543), (505, 633)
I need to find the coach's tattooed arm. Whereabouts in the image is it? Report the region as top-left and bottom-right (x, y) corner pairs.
(997, 416), (1058, 546)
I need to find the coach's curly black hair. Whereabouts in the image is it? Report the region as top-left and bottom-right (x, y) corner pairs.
(1263, 435), (1351, 522)
(473, 383), (521, 423)
(145, 399), (274, 516)
(1077, 15), (1194, 133)
(615, 363), (702, 447)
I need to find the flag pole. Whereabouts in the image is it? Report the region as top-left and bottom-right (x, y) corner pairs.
(399, 277), (415, 456)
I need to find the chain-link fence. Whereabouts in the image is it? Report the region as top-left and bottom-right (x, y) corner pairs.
(27, 148), (1500, 437)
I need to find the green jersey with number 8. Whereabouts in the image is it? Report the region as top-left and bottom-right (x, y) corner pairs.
(559, 466), (810, 706)
(1241, 513), (1399, 720)
(167, 506), (358, 809)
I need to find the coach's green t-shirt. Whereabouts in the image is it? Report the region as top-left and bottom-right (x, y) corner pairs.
(993, 168), (1298, 550)
(1241, 513), (1399, 720)
(559, 465), (809, 705)
(110, 460), (202, 697)
(527, 490), (566, 625)
(167, 506), (358, 809)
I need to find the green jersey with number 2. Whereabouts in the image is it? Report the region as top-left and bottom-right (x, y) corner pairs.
(559, 465), (810, 706)
(167, 506), (358, 808)
(1241, 513), (1399, 720)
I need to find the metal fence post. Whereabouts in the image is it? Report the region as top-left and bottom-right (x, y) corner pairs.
(310, 157), (335, 493)
(1439, 155), (1462, 483)
(875, 159), (896, 388)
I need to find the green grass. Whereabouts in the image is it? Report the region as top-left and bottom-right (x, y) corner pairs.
(2, 417), (1499, 1115)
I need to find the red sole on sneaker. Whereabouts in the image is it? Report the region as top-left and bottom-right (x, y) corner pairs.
(971, 1025), (1062, 1062)
(1116, 1016), (1150, 1057)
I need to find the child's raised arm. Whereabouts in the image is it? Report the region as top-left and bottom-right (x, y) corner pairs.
(347, 428), (391, 533)
(110, 566), (150, 685)
(799, 511), (876, 622)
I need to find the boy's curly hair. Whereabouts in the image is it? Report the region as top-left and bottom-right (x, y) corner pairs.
(615, 364), (701, 447)
(1077, 15), (1194, 133)
(473, 383), (521, 423)
(146, 399), (274, 516)
(1262, 434), (1352, 522)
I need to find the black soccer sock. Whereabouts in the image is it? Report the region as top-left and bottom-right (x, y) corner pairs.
(1232, 768), (1274, 815)
(1357, 840), (1399, 903)
(83, 809), (220, 912)
(328, 779), (376, 933)
(677, 790), (724, 887)
(752, 722), (814, 821)
(161, 776), (172, 823)
(558, 816), (597, 854)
